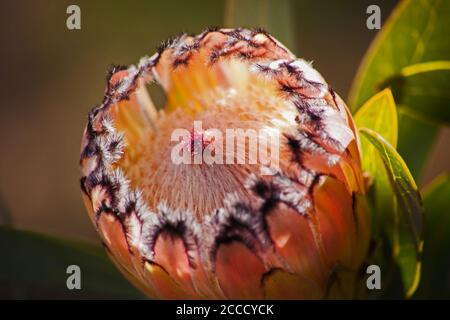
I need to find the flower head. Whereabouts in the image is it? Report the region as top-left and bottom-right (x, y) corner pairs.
(80, 28), (370, 299)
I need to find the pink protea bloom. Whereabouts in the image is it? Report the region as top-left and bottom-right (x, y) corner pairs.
(80, 28), (370, 299)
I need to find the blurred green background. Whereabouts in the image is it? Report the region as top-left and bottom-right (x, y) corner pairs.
(1, 0), (449, 298)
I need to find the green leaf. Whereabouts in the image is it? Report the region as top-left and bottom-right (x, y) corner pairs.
(355, 89), (398, 273)
(359, 128), (424, 297)
(415, 173), (450, 298)
(396, 110), (440, 180)
(354, 88), (398, 149)
(0, 226), (144, 299)
(354, 88), (397, 224)
(224, 0), (295, 50)
(348, 0), (450, 182)
(380, 61), (450, 126)
(349, 0), (450, 110)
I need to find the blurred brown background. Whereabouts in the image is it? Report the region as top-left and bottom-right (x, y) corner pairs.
(0, 0), (448, 241)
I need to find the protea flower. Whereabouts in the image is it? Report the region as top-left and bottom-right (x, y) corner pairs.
(80, 28), (370, 299)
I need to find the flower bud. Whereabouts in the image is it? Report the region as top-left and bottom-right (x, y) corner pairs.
(80, 28), (370, 299)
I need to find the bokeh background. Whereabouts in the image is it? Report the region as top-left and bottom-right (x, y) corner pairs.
(0, 0), (448, 275)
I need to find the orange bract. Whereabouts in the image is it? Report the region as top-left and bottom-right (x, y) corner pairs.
(80, 28), (369, 299)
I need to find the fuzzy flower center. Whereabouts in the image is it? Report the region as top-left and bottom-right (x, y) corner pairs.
(117, 55), (297, 220)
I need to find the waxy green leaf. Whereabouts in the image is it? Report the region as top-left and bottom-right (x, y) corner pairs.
(415, 173), (450, 298)
(380, 61), (450, 126)
(349, 0), (450, 110)
(355, 89), (398, 269)
(360, 128), (424, 297)
(355, 88), (398, 156)
(349, 0), (450, 181)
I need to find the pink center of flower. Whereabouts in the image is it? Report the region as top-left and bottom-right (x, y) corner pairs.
(189, 127), (212, 155)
